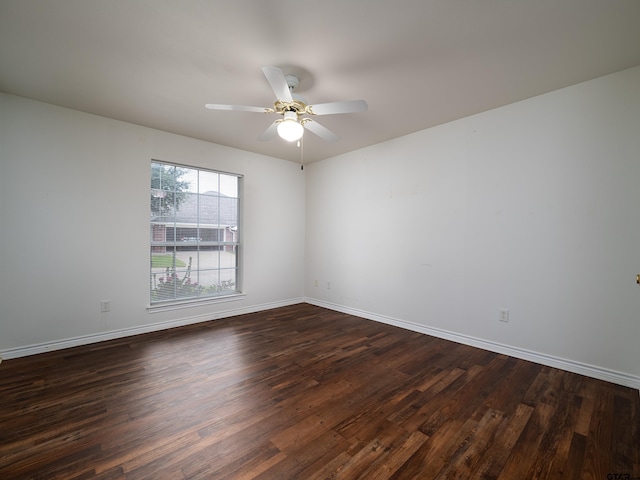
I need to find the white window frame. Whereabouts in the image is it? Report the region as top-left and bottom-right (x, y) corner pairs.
(148, 160), (243, 312)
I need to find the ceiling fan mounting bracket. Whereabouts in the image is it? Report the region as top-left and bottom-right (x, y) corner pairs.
(284, 74), (300, 90)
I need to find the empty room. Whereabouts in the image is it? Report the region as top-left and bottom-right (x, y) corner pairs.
(1, 1), (639, 478)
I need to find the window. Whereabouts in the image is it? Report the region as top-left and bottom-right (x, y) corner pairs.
(150, 161), (241, 305)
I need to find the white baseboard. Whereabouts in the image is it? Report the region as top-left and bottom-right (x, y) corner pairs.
(306, 298), (640, 391)
(0, 298), (305, 360)
(3, 297), (638, 393)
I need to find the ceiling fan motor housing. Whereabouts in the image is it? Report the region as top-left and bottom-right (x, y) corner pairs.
(274, 99), (308, 116)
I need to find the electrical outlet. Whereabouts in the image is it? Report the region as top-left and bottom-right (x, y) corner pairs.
(314, 279), (318, 287)
(327, 282), (331, 290)
(499, 308), (509, 323)
(100, 300), (111, 313)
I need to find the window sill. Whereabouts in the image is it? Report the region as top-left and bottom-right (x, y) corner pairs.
(147, 292), (246, 313)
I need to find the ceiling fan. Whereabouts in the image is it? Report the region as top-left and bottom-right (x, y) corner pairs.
(205, 66), (368, 143)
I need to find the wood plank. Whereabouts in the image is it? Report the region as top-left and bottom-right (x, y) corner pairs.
(0, 303), (637, 479)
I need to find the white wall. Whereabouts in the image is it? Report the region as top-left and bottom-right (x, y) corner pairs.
(306, 66), (640, 387)
(0, 93), (306, 355)
(2, 66), (639, 388)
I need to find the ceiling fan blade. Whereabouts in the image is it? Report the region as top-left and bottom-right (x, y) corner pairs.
(205, 104), (269, 113)
(307, 100), (368, 116)
(258, 121), (279, 141)
(261, 66), (293, 102)
(303, 119), (339, 142)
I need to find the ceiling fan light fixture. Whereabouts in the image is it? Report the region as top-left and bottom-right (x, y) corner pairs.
(205, 66), (368, 144)
(277, 111), (304, 142)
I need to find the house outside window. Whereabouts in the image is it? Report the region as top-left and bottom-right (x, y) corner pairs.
(150, 161), (241, 305)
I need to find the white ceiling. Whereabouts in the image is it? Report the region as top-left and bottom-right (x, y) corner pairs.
(2, 0), (640, 164)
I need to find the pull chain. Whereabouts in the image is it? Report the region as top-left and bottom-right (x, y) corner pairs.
(299, 136), (304, 170)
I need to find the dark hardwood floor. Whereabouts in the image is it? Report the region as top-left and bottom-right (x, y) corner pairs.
(1, 303), (638, 479)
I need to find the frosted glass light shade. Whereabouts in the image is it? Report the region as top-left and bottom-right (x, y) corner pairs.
(277, 111), (304, 142)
